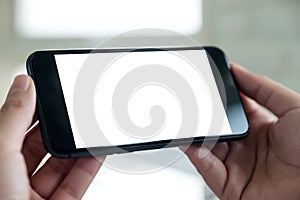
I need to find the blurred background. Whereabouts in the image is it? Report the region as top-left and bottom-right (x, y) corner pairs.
(0, 0), (299, 199)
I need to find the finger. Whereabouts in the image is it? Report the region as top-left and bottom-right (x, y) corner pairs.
(30, 157), (77, 199)
(222, 141), (257, 199)
(241, 93), (277, 123)
(0, 75), (36, 152)
(211, 143), (229, 162)
(231, 62), (300, 117)
(30, 189), (43, 199)
(50, 156), (105, 200)
(30, 112), (39, 127)
(183, 143), (229, 162)
(22, 124), (47, 176)
(184, 145), (227, 198)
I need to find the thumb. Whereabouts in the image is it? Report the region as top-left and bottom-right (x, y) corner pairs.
(0, 75), (36, 153)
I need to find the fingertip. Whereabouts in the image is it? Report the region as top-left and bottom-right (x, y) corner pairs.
(184, 144), (227, 197)
(230, 62), (238, 69)
(230, 61), (240, 67)
(8, 75), (31, 95)
(179, 145), (189, 152)
(83, 155), (106, 166)
(183, 145), (203, 160)
(2, 75), (36, 114)
(184, 145), (212, 159)
(230, 62), (247, 75)
(229, 62), (254, 95)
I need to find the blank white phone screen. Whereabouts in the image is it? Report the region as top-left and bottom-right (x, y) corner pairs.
(55, 50), (233, 148)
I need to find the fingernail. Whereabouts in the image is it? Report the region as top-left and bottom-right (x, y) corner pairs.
(198, 146), (210, 158)
(9, 75), (30, 94)
(179, 146), (188, 152)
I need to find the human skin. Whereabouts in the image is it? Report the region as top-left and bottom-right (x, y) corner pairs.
(0, 75), (105, 200)
(184, 63), (300, 199)
(1, 62), (300, 199)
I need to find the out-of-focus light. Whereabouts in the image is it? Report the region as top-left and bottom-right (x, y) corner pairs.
(14, 0), (202, 38)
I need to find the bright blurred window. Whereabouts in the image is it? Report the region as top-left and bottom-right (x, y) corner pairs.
(14, 0), (202, 38)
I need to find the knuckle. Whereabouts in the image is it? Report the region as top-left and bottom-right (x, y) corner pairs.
(75, 161), (94, 177)
(222, 186), (243, 200)
(60, 184), (80, 199)
(47, 159), (72, 177)
(1, 93), (28, 113)
(24, 138), (45, 166)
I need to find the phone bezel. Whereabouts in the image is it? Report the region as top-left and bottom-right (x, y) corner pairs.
(27, 46), (249, 158)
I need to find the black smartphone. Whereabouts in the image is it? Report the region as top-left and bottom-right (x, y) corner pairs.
(27, 46), (249, 158)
